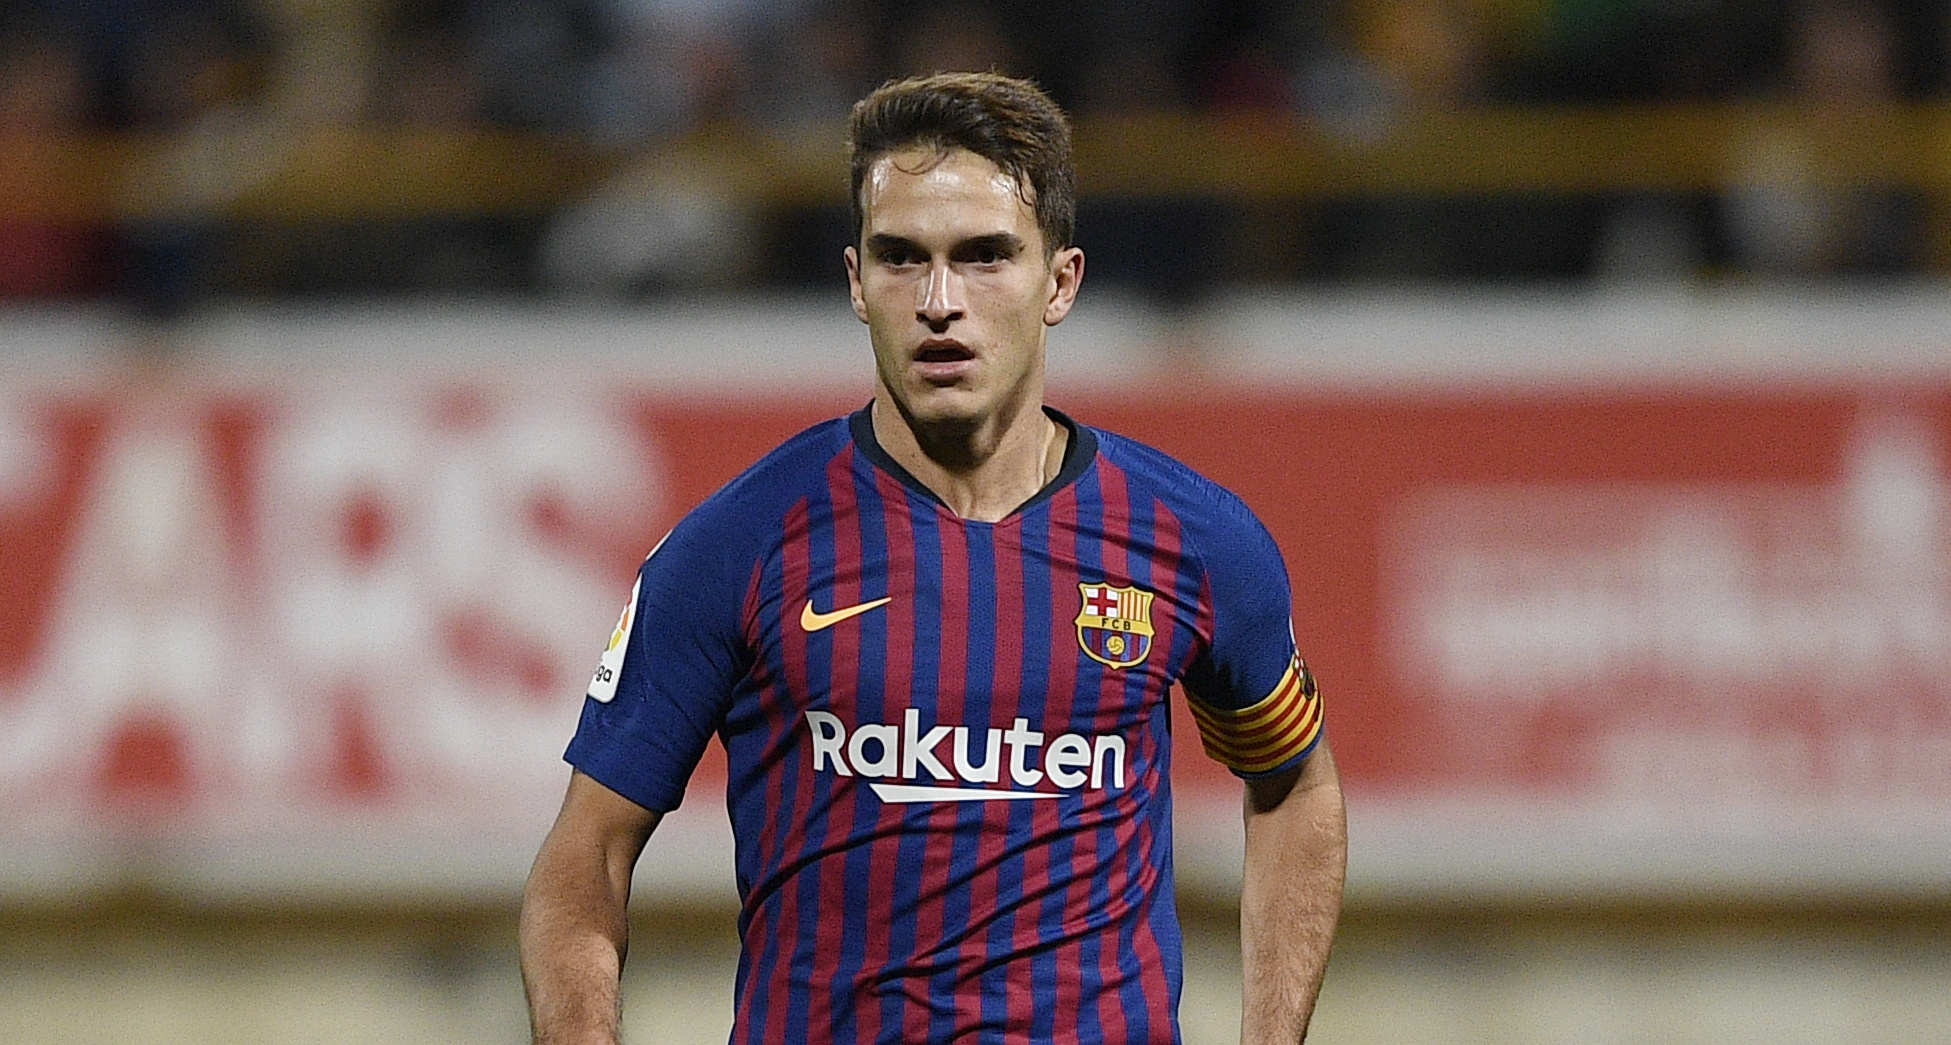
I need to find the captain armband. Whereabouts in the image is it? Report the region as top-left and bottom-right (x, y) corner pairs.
(1186, 654), (1322, 775)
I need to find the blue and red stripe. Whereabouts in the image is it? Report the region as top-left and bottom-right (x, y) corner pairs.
(652, 412), (1305, 1045)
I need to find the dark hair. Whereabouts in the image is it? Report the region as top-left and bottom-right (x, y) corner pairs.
(847, 71), (1076, 253)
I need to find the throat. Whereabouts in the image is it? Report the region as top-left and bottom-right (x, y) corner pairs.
(872, 399), (1066, 522)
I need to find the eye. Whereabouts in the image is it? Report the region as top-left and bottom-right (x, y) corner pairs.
(958, 241), (1014, 267)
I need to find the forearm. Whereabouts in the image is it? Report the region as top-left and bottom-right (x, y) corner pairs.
(520, 773), (660, 1045)
(1238, 743), (1347, 1045)
(519, 851), (632, 1045)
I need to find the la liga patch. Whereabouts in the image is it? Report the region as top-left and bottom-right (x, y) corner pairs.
(587, 572), (640, 703)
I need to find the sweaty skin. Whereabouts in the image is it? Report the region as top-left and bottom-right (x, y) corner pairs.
(845, 146), (1084, 522)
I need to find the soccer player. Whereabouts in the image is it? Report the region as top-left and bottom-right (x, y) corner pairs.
(519, 72), (1346, 1045)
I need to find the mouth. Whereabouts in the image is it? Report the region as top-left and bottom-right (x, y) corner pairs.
(914, 339), (975, 364)
(912, 339), (977, 384)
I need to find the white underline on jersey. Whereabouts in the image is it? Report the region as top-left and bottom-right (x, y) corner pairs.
(868, 783), (1062, 803)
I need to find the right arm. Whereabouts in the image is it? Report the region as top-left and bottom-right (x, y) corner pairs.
(520, 769), (664, 1045)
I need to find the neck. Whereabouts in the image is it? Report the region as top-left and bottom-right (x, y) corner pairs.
(870, 393), (1066, 523)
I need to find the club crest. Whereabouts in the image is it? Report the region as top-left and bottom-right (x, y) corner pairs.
(1075, 582), (1155, 669)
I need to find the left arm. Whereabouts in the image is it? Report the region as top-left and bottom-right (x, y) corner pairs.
(1238, 738), (1347, 1045)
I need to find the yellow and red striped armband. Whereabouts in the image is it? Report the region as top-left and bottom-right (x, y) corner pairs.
(1186, 655), (1322, 775)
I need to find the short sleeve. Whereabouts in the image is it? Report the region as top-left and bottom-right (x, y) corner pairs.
(1177, 494), (1323, 780)
(563, 512), (753, 812)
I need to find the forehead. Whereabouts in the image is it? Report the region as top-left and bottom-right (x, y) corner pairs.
(860, 146), (1040, 241)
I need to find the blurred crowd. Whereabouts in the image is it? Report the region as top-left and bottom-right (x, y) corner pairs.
(4, 0), (1949, 308)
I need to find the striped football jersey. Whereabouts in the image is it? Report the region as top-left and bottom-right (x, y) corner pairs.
(566, 406), (1322, 1045)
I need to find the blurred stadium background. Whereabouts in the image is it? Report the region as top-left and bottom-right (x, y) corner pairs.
(4, 0), (1951, 1042)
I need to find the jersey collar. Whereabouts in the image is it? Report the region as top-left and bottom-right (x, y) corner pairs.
(848, 403), (1098, 518)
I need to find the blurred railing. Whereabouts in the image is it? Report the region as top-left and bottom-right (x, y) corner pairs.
(3, 102), (1948, 217)
(0, 129), (605, 222)
(1075, 104), (1951, 198)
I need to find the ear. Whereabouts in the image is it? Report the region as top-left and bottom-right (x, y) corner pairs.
(1043, 246), (1084, 327)
(844, 245), (869, 323)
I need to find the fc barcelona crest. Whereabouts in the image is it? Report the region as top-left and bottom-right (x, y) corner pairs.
(1075, 583), (1156, 669)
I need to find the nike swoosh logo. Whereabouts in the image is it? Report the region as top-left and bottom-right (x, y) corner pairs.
(800, 596), (893, 632)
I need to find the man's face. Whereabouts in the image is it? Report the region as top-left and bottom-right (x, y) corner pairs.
(846, 146), (1082, 433)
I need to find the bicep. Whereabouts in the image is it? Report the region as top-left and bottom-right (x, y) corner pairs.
(1240, 740), (1345, 899)
(535, 769), (663, 896)
(1244, 738), (1339, 818)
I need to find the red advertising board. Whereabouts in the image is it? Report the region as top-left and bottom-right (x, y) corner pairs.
(2, 303), (1948, 899)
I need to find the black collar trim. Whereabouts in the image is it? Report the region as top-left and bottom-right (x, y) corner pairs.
(848, 403), (1097, 518)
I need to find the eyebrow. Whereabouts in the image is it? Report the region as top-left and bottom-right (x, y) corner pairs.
(864, 234), (921, 258)
(865, 232), (1028, 258)
(958, 233), (1027, 257)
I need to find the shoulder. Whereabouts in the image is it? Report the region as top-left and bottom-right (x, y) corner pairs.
(674, 415), (852, 534)
(1088, 425), (1278, 559)
(648, 414), (854, 580)
(1092, 427), (1304, 736)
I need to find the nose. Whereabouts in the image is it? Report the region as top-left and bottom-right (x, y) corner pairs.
(917, 261), (964, 331)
